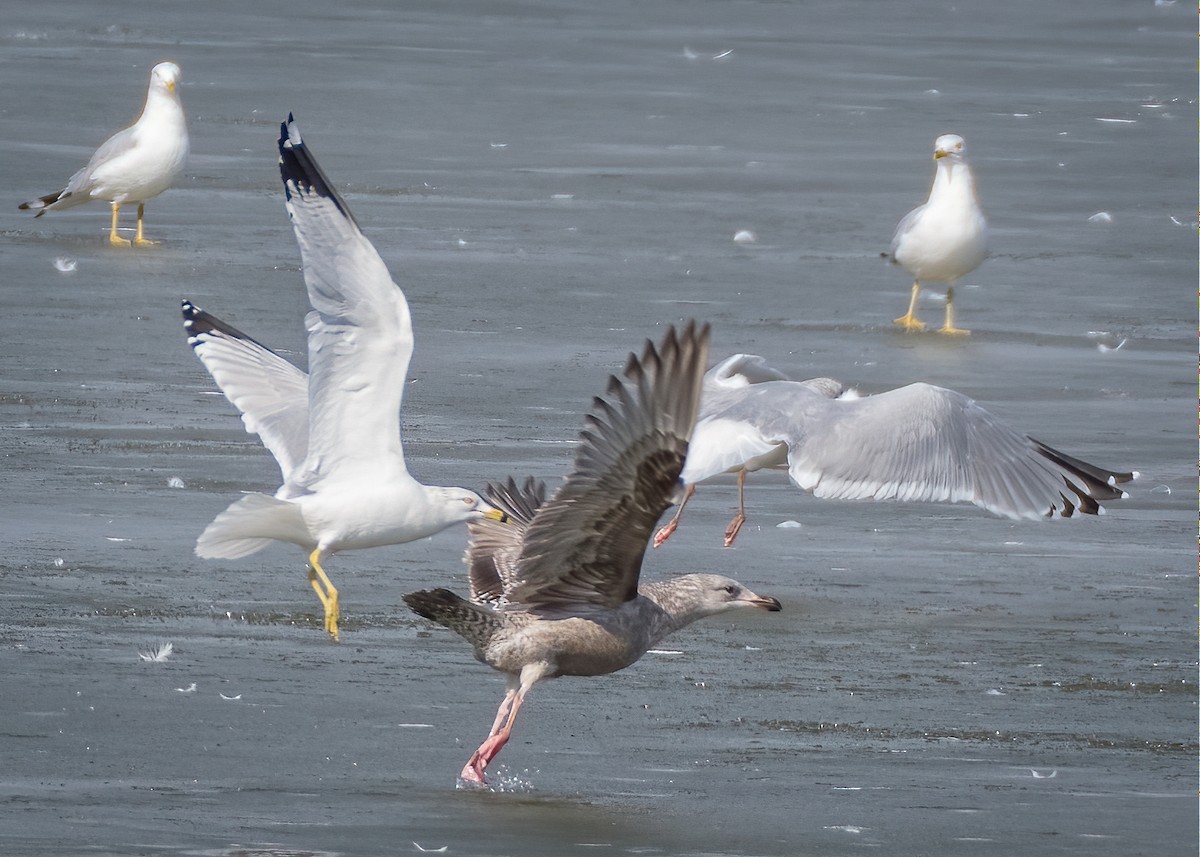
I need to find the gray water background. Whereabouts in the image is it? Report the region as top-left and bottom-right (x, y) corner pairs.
(0, 1), (1194, 855)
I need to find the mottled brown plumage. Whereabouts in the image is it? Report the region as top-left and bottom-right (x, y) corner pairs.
(403, 322), (781, 787)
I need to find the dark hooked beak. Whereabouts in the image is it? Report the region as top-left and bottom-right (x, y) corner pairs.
(750, 595), (782, 612)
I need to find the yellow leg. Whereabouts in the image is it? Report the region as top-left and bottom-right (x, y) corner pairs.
(306, 549), (340, 640)
(132, 203), (157, 247)
(108, 203), (131, 247)
(938, 285), (971, 336)
(893, 281), (926, 332)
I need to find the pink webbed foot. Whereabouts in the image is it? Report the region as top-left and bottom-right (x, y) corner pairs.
(723, 512), (746, 547)
(652, 520), (677, 548)
(457, 761), (489, 788)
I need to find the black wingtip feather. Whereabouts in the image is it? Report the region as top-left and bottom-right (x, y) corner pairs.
(1030, 437), (1135, 488)
(180, 298), (280, 355)
(1021, 437), (1133, 517)
(276, 113), (360, 227)
(1029, 437), (1133, 509)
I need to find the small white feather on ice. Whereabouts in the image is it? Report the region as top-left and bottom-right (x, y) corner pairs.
(138, 641), (174, 662)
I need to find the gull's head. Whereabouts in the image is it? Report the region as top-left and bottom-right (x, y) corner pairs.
(662, 573), (782, 619)
(433, 487), (510, 525)
(151, 62), (182, 94)
(933, 134), (967, 161)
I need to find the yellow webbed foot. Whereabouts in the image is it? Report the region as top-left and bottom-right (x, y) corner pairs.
(132, 204), (157, 247)
(893, 312), (927, 332)
(939, 286), (969, 335)
(108, 204), (130, 247)
(323, 592), (340, 641)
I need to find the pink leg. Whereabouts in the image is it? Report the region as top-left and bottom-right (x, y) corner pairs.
(460, 687), (517, 784)
(653, 484), (696, 548)
(459, 685), (531, 786)
(723, 471), (748, 547)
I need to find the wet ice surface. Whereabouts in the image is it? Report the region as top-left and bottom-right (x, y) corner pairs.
(0, 1), (1194, 855)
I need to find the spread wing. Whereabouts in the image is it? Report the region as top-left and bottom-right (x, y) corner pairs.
(746, 380), (1135, 519)
(683, 357), (850, 485)
(502, 322), (710, 612)
(182, 300), (309, 481)
(277, 115), (413, 489)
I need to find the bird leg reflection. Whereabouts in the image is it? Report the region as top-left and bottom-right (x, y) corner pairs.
(652, 484), (696, 548)
(938, 285), (970, 336)
(108, 203), (131, 247)
(306, 549), (340, 640)
(893, 281), (926, 332)
(723, 470), (748, 547)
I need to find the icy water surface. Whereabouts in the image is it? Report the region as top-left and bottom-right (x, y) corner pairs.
(0, 1), (1194, 855)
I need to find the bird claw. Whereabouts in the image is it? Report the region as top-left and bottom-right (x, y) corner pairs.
(652, 522), (676, 548)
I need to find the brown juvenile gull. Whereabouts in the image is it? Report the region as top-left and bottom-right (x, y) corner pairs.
(184, 115), (504, 640)
(653, 353), (1137, 548)
(886, 134), (987, 335)
(19, 62), (188, 247)
(404, 323), (781, 787)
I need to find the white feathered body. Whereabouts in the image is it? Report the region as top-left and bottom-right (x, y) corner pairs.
(890, 155), (987, 284)
(29, 62), (188, 213)
(190, 117), (489, 564)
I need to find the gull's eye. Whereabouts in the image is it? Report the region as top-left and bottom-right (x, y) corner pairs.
(462, 496), (477, 507)
(722, 584), (739, 596)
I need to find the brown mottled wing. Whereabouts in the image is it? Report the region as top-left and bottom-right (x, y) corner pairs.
(503, 322), (711, 612)
(464, 476), (547, 606)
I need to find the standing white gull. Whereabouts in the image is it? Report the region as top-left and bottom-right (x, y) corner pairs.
(403, 323), (781, 788)
(887, 134), (987, 335)
(19, 61), (188, 247)
(653, 353), (1137, 547)
(184, 115), (504, 640)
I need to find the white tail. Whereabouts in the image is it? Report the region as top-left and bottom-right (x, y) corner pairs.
(195, 493), (310, 558)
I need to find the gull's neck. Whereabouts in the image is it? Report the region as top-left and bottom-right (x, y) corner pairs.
(929, 157), (976, 207)
(141, 85), (183, 124)
(637, 579), (720, 640)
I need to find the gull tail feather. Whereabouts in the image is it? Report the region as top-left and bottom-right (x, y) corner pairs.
(19, 190), (70, 217)
(195, 493), (309, 559)
(404, 588), (503, 651)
